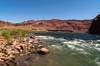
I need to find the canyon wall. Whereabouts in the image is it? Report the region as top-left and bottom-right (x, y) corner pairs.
(0, 19), (95, 33)
(0, 19), (92, 33)
(15, 19), (91, 33)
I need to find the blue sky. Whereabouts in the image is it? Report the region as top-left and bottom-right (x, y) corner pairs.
(0, 0), (99, 22)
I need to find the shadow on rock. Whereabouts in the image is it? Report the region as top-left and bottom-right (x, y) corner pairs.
(89, 14), (100, 35)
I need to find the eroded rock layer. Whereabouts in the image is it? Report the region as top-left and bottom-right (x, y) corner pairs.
(0, 19), (91, 33)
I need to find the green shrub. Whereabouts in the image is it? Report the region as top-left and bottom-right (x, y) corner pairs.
(1, 29), (28, 39)
(10, 29), (28, 37)
(2, 31), (11, 39)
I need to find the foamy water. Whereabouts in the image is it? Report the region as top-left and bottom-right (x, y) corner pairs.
(35, 35), (100, 66)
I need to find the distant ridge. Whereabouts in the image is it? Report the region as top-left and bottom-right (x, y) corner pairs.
(0, 19), (91, 33)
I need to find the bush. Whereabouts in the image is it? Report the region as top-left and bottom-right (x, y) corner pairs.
(1, 29), (28, 39)
(10, 29), (28, 37)
(2, 31), (11, 39)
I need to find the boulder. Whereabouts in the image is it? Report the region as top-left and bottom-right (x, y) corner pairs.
(89, 14), (100, 35)
(37, 48), (49, 55)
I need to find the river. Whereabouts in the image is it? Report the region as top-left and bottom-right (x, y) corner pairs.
(28, 32), (100, 66)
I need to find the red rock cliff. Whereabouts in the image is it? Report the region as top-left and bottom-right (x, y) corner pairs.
(0, 19), (91, 33)
(15, 19), (91, 33)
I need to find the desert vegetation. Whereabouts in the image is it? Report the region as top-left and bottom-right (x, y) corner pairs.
(0, 29), (29, 40)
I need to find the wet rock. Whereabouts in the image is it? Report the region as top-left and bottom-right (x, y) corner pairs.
(37, 48), (49, 55)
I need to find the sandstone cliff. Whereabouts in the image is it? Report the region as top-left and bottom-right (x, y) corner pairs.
(14, 19), (91, 33)
(0, 19), (91, 33)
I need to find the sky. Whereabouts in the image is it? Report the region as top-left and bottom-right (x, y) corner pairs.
(0, 0), (99, 23)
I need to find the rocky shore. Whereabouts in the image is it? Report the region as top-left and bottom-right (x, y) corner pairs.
(0, 35), (49, 66)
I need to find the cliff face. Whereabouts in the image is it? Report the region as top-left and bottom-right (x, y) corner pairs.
(0, 19), (91, 33)
(1, 14), (100, 35)
(89, 14), (100, 35)
(14, 19), (91, 32)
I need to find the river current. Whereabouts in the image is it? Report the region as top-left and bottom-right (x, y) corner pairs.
(29, 32), (100, 66)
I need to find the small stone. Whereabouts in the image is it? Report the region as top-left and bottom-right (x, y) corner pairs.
(38, 45), (43, 48)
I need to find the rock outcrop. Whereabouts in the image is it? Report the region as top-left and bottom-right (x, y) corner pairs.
(89, 14), (100, 35)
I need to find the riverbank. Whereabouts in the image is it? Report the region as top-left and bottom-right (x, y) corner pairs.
(0, 29), (49, 66)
